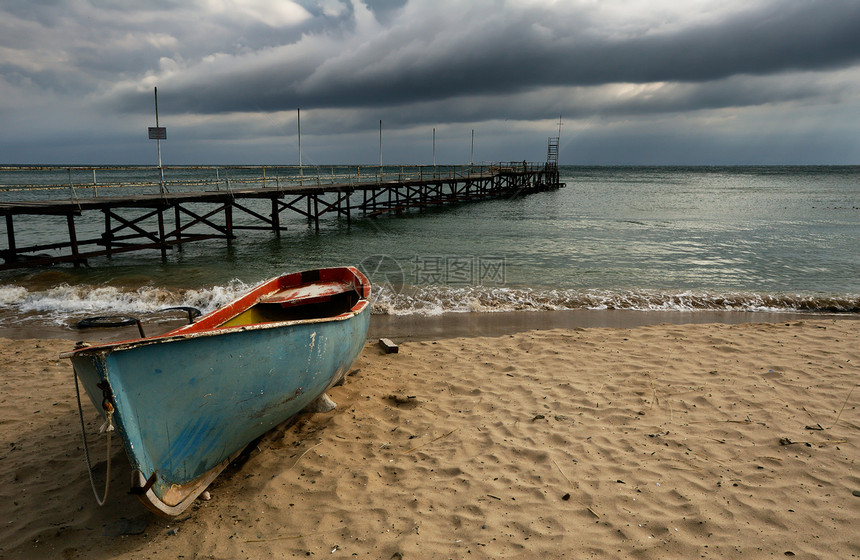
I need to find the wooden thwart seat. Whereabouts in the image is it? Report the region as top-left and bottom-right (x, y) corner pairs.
(259, 280), (354, 308)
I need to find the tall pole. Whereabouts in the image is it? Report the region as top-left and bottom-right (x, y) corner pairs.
(432, 127), (436, 168)
(298, 108), (302, 184)
(379, 119), (383, 167)
(470, 129), (474, 167)
(154, 87), (162, 168)
(154, 87), (164, 194)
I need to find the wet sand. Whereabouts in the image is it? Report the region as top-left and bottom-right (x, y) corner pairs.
(1, 315), (858, 558)
(368, 309), (853, 341)
(2, 308), (850, 343)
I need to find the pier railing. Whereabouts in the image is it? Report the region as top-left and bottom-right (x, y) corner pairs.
(0, 162), (562, 269)
(0, 163), (548, 201)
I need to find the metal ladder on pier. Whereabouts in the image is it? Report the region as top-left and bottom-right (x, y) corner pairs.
(546, 136), (559, 169)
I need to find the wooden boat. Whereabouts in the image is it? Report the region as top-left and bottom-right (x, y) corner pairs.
(63, 266), (370, 516)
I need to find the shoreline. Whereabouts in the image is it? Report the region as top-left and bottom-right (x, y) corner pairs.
(368, 308), (859, 341)
(0, 308), (857, 344)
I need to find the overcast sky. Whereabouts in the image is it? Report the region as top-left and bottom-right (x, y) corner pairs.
(1, 0), (859, 165)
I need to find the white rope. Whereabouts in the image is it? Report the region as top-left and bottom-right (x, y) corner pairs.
(73, 367), (112, 506)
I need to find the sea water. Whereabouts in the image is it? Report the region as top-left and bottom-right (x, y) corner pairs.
(0, 165), (857, 331)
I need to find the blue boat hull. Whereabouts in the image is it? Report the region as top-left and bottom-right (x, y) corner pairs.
(67, 268), (370, 515)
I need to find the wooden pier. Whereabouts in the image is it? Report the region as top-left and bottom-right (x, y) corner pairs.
(0, 162), (562, 270)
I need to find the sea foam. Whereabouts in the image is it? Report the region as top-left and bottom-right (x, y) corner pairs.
(0, 282), (857, 331)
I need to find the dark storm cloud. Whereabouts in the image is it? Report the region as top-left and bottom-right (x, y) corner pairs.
(0, 0), (312, 84)
(348, 75), (833, 129)
(107, 0), (860, 117)
(2, 0), (860, 164)
(361, 0), (407, 22)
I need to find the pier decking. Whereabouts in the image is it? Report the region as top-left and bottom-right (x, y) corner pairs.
(0, 163), (562, 270)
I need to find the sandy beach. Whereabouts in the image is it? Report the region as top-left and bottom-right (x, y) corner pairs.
(1, 317), (858, 559)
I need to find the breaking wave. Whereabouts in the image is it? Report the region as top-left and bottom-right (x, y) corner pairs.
(369, 285), (860, 315)
(0, 281), (251, 327)
(1, 282), (856, 331)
